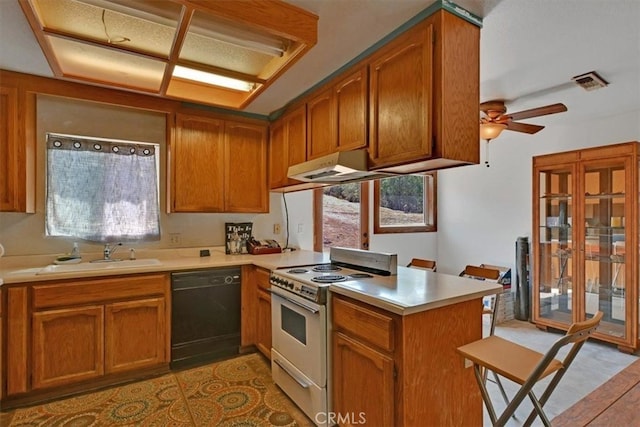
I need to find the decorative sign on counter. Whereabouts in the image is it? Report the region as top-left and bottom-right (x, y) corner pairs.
(225, 222), (253, 254)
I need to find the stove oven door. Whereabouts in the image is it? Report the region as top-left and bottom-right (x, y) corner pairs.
(270, 286), (326, 387)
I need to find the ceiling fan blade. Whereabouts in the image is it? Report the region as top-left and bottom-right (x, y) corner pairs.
(506, 121), (545, 134)
(506, 103), (567, 121)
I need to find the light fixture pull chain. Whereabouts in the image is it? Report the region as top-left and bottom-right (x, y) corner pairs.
(485, 140), (490, 167)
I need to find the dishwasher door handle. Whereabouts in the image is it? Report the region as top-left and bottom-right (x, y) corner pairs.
(273, 358), (310, 389)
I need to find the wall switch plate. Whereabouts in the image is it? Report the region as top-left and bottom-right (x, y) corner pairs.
(273, 223), (281, 234)
(297, 223), (303, 233)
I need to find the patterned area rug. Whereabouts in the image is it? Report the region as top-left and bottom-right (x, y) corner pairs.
(3, 353), (314, 426)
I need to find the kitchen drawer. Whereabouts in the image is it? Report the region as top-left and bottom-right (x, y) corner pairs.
(332, 295), (395, 353)
(255, 267), (271, 291)
(33, 274), (168, 310)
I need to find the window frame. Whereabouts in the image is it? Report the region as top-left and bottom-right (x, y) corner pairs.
(373, 172), (437, 234)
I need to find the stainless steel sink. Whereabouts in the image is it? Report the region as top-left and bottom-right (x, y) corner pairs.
(37, 258), (162, 275)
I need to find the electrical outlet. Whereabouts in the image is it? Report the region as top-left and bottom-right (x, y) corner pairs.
(169, 233), (181, 246)
(273, 223), (281, 234)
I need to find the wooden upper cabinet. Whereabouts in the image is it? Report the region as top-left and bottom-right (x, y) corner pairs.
(335, 67), (368, 152)
(172, 112), (269, 212)
(306, 87), (336, 159)
(306, 66), (367, 160)
(224, 121), (268, 213)
(368, 10), (479, 171)
(269, 104), (307, 189)
(172, 113), (225, 212)
(0, 83), (35, 213)
(368, 21), (433, 169)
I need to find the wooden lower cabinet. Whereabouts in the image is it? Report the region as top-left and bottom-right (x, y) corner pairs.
(105, 298), (166, 374)
(32, 306), (105, 390)
(332, 332), (394, 426)
(254, 267), (272, 359)
(2, 273), (170, 406)
(331, 293), (483, 426)
(240, 265), (272, 359)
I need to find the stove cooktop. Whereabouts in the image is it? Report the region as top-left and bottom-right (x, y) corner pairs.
(270, 263), (377, 303)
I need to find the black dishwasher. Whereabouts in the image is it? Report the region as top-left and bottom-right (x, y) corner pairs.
(171, 267), (241, 369)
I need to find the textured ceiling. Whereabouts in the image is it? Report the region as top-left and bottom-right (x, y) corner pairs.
(1, 0), (639, 126)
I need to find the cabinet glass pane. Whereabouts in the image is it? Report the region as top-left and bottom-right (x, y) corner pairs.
(583, 164), (626, 338)
(537, 168), (573, 323)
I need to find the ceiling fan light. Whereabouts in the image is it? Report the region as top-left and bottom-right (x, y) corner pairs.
(480, 123), (507, 141)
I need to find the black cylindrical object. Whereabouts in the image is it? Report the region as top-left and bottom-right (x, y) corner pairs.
(515, 236), (531, 321)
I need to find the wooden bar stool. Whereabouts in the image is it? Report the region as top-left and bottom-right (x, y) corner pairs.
(457, 311), (603, 427)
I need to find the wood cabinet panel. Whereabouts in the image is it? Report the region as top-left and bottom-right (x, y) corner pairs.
(6, 287), (28, 395)
(32, 306), (104, 390)
(332, 296), (394, 352)
(0, 85), (19, 211)
(335, 67), (368, 152)
(332, 331), (395, 427)
(306, 88), (336, 160)
(32, 274), (167, 309)
(224, 121), (268, 213)
(256, 288), (272, 359)
(172, 114), (225, 212)
(255, 267), (271, 291)
(269, 104), (306, 189)
(240, 265), (258, 347)
(306, 67), (367, 161)
(331, 293), (483, 426)
(105, 298), (166, 374)
(368, 22), (433, 168)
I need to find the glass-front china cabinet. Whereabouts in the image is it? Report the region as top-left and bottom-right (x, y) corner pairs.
(533, 142), (639, 353)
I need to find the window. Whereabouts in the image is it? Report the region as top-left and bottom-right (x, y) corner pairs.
(313, 182), (369, 252)
(46, 133), (160, 242)
(373, 173), (436, 234)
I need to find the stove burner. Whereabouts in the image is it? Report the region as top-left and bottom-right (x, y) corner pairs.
(287, 268), (309, 274)
(313, 264), (341, 272)
(311, 274), (346, 283)
(348, 273), (373, 279)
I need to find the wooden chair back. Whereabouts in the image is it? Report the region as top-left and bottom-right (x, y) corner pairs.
(460, 265), (500, 281)
(407, 258), (436, 271)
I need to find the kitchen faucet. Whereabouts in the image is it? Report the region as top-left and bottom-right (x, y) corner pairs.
(103, 242), (122, 261)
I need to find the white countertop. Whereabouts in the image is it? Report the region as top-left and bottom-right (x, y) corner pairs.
(330, 267), (504, 315)
(0, 247), (330, 284)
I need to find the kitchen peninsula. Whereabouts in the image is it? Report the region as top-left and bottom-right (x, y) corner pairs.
(331, 267), (502, 426)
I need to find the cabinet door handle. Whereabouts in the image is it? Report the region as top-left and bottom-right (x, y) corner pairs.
(273, 358), (309, 389)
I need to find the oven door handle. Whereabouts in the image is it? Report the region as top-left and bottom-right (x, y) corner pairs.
(273, 358), (310, 389)
(269, 288), (319, 313)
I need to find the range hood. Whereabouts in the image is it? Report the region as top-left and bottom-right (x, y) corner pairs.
(287, 149), (392, 184)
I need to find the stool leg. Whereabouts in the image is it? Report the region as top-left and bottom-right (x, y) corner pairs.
(473, 363), (498, 425)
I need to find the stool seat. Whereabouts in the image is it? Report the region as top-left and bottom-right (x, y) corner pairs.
(458, 335), (563, 385)
(457, 311), (603, 427)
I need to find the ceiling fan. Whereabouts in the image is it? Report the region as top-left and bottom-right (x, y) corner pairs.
(479, 100), (568, 142)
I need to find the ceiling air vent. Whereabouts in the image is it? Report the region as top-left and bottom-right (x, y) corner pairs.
(571, 71), (609, 91)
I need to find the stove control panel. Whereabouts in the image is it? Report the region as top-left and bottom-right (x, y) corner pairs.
(269, 273), (322, 303)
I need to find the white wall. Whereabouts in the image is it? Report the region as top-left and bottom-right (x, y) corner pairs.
(0, 95), (286, 256)
(437, 109), (640, 275)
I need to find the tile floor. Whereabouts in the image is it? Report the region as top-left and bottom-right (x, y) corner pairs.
(483, 319), (639, 426)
